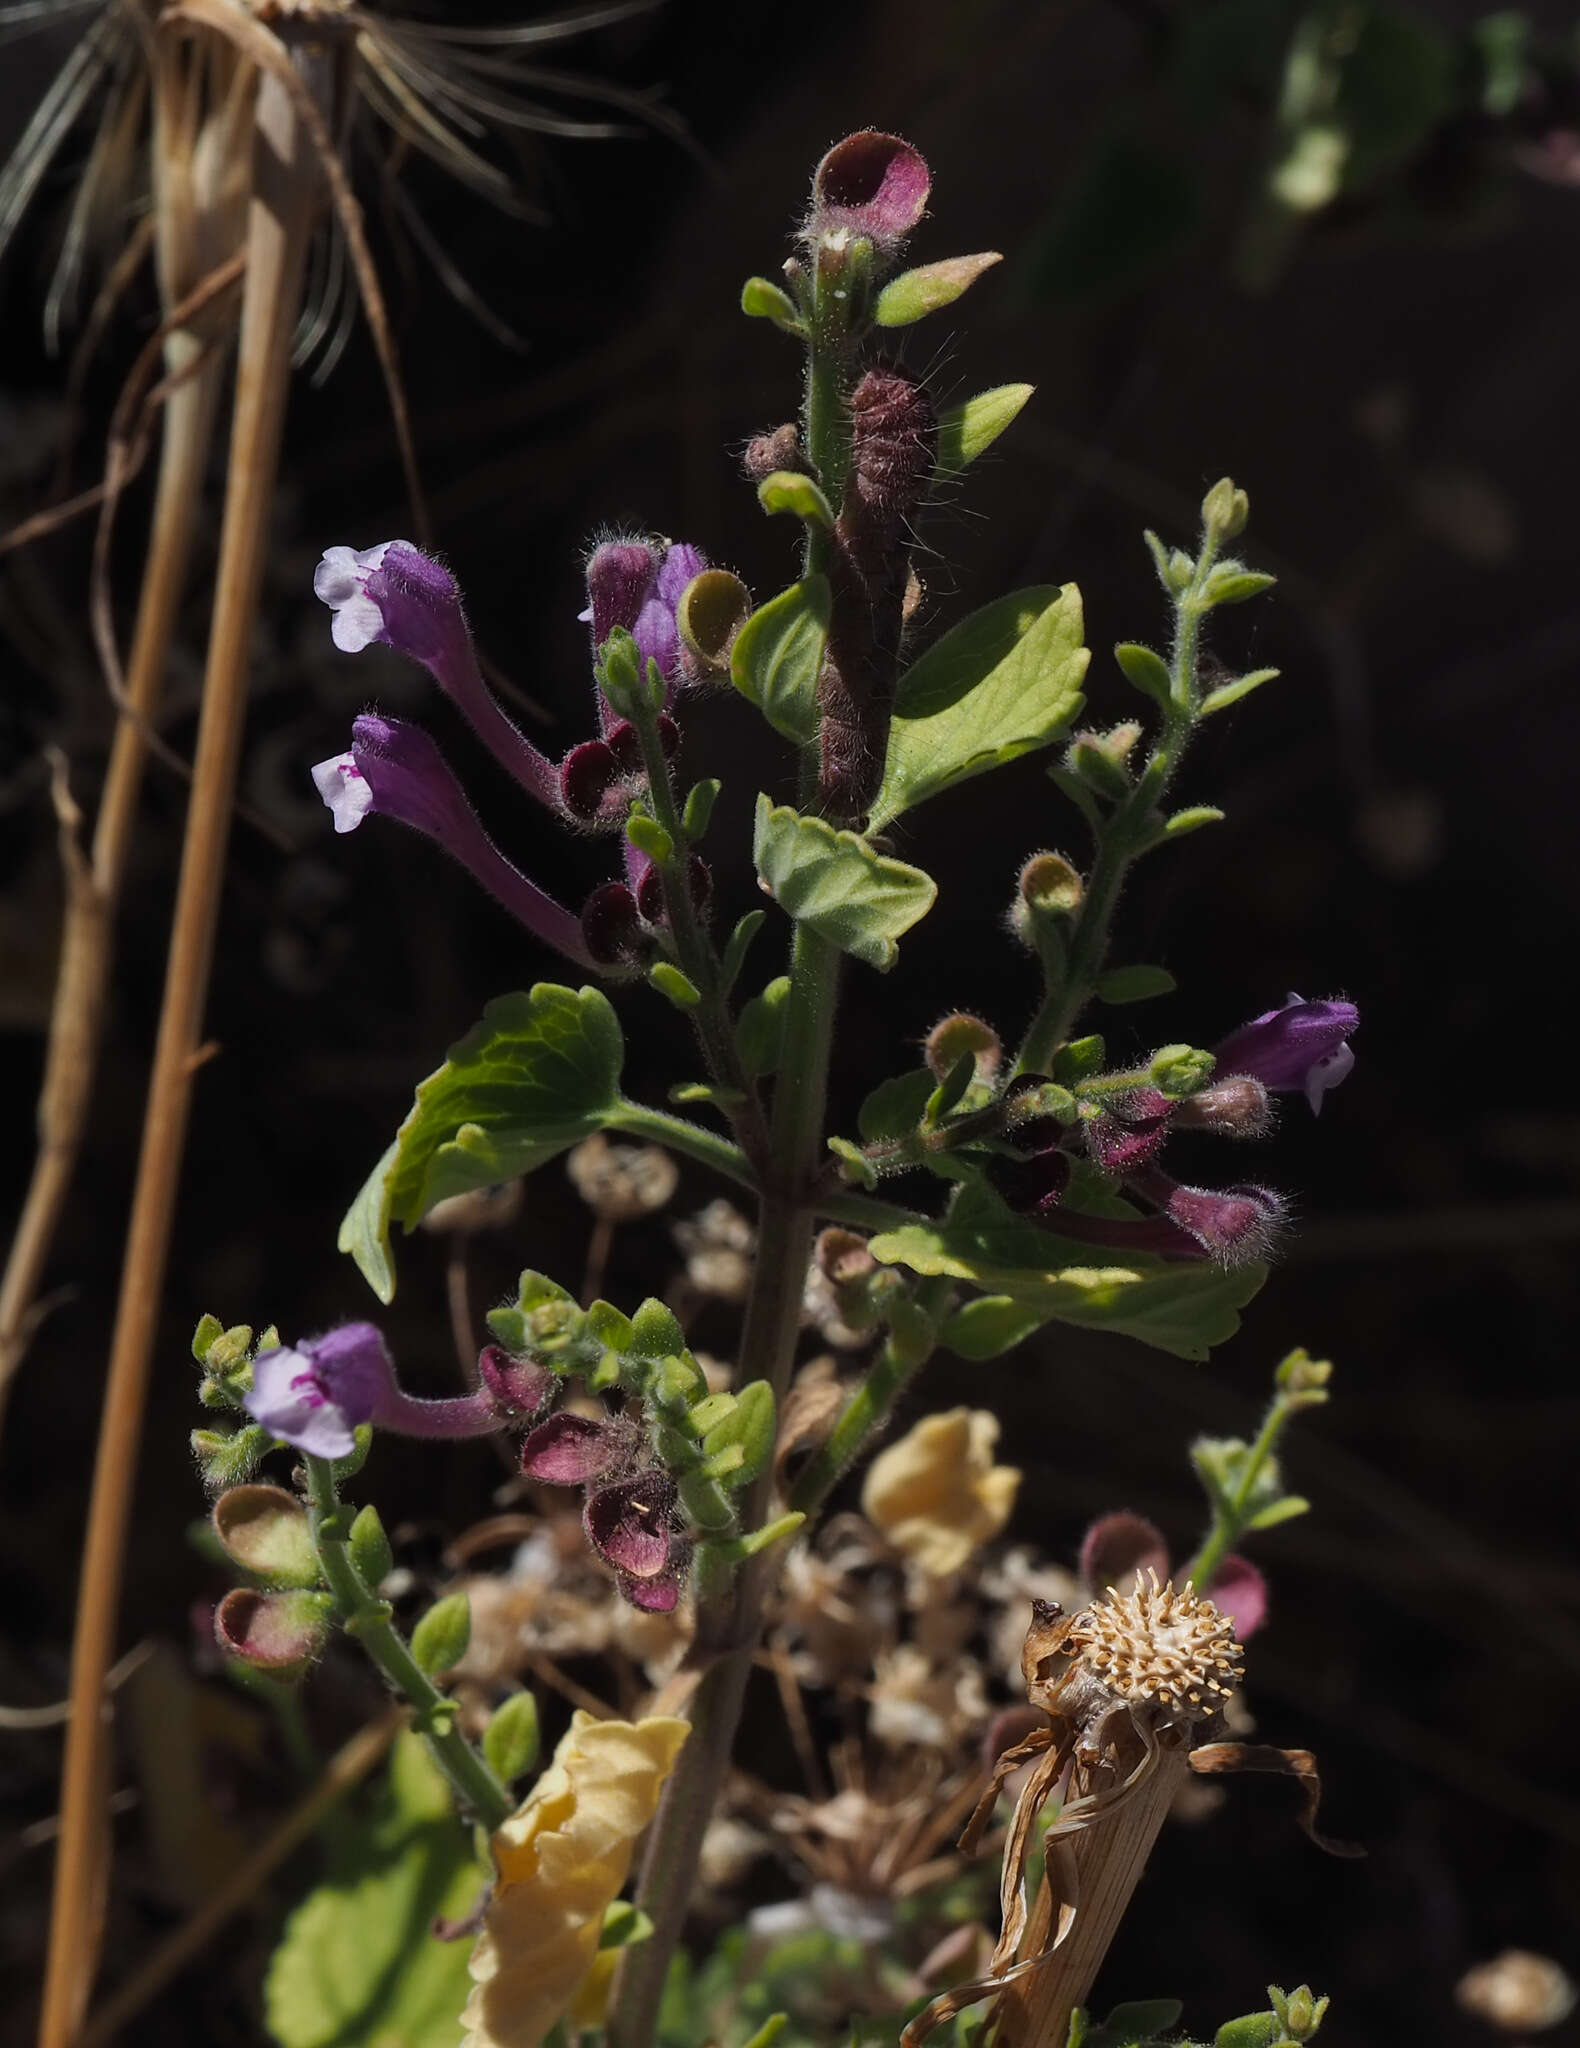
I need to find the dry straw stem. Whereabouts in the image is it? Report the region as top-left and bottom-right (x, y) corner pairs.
(38, 59), (325, 2048)
(78, 1709), (403, 2048)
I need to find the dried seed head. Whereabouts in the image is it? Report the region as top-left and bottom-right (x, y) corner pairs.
(1071, 1571), (1242, 1716)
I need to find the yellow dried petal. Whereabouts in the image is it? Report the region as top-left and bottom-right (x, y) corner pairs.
(862, 1408), (1020, 1577)
(462, 1711), (688, 2048)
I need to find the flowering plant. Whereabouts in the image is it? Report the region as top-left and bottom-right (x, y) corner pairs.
(194, 131), (1358, 2048)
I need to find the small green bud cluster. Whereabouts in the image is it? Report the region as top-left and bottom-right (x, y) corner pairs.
(190, 1313), (278, 1494)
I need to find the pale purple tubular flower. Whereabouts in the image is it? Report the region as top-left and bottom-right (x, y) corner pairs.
(311, 714), (596, 969)
(1212, 994), (1359, 1116)
(245, 1321), (525, 1459)
(314, 540), (559, 809)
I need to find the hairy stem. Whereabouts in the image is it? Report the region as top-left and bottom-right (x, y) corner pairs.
(1182, 1386), (1301, 1593)
(303, 1456), (514, 1828)
(38, 67), (325, 2048)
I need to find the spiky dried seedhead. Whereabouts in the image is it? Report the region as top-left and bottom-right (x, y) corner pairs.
(1071, 1571), (1242, 1715)
(1024, 1571), (1242, 1726)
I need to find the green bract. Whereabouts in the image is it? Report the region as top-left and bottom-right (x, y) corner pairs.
(753, 797), (937, 971)
(730, 577), (829, 745)
(933, 382), (1036, 474)
(870, 584), (1089, 828)
(339, 984), (624, 1302)
(872, 1181), (1265, 1361)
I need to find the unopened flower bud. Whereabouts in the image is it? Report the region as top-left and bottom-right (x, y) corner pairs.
(520, 1412), (627, 1485)
(585, 539), (659, 647)
(924, 1013), (1001, 1082)
(1275, 1347), (1333, 1397)
(560, 738), (622, 820)
(580, 881), (647, 966)
(1173, 1075), (1272, 1137)
(1083, 1088), (1173, 1175)
(744, 424), (806, 480)
(214, 1587), (331, 1679)
(476, 1345), (556, 1420)
(635, 854), (711, 927)
(808, 131), (931, 251)
(1164, 1183), (1285, 1266)
(1201, 475), (1250, 541)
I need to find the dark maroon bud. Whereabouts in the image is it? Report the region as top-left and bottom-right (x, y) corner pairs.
(520, 1412), (623, 1485)
(809, 131), (931, 249)
(585, 539), (659, 646)
(580, 881), (646, 965)
(1084, 1089), (1173, 1176)
(560, 739), (622, 820)
(1174, 1076), (1273, 1138)
(605, 719), (643, 775)
(1079, 1511), (1170, 1594)
(1002, 1077), (1068, 1159)
(477, 1346), (555, 1420)
(636, 863), (666, 926)
(744, 424), (807, 480)
(585, 1471), (677, 1579)
(846, 367), (937, 527)
(989, 1145), (1071, 1215)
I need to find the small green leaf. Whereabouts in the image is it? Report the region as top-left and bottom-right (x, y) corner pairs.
(857, 1068), (936, 1142)
(757, 470), (835, 531)
(740, 275), (803, 331)
(649, 962), (701, 1009)
(753, 796), (936, 971)
(1213, 2017), (1282, 2048)
(1053, 1034), (1106, 1083)
(700, 1379), (775, 1488)
(872, 584), (1088, 828)
(737, 975), (791, 1078)
(722, 909), (766, 992)
(626, 810), (674, 864)
(874, 251), (1002, 326)
(482, 1690), (540, 1783)
(668, 1081), (746, 1110)
(1200, 668), (1279, 717)
(1162, 805), (1225, 838)
(940, 1295), (1050, 1360)
(730, 578), (829, 745)
(1203, 568), (1276, 606)
(265, 1735), (486, 2048)
(1246, 1494), (1310, 1531)
(828, 1137), (877, 1189)
(191, 1424), (269, 1493)
(192, 1313), (225, 1364)
(629, 1297), (687, 1360)
(1096, 964), (1176, 1005)
(681, 777), (721, 840)
(924, 1051), (976, 1126)
(348, 1504), (394, 1590)
(339, 986), (624, 1302)
(599, 1900), (655, 1951)
(1114, 641), (1172, 707)
(410, 1592), (471, 1677)
(708, 1511), (805, 1566)
(934, 383), (1035, 474)
(584, 1298), (634, 1351)
(870, 1181), (1265, 1360)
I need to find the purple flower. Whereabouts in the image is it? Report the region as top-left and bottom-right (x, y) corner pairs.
(1159, 1181), (1286, 1267)
(585, 1472), (677, 1581)
(314, 541), (558, 808)
(520, 1412), (628, 1485)
(1083, 1088), (1173, 1176)
(245, 1324), (394, 1459)
(581, 536), (707, 696)
(311, 714), (595, 968)
(808, 131), (931, 249)
(1212, 994), (1359, 1115)
(245, 1322), (524, 1458)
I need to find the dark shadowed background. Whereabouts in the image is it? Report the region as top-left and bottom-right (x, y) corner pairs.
(3, 2), (1579, 2044)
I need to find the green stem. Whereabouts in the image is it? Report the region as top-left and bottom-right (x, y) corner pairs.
(1014, 533), (1224, 1078)
(628, 707), (773, 1169)
(1181, 1394), (1292, 1594)
(606, 1100), (755, 1192)
(788, 1276), (952, 1519)
(303, 1456), (513, 1831)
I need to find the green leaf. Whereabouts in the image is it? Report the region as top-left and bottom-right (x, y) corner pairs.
(934, 383), (1035, 475)
(1202, 569), (1275, 607)
(871, 585), (1088, 828)
(1086, 1999), (1185, 2048)
(753, 796), (937, 971)
(348, 1504), (394, 1590)
(857, 1068), (936, 1142)
(264, 1735), (486, 2048)
(828, 1136), (877, 1190)
(874, 252), (1001, 326)
(1096, 964), (1176, 1005)
(410, 1591), (471, 1677)
(730, 578), (829, 745)
(1161, 805), (1224, 839)
(940, 1295), (1050, 1360)
(869, 1181), (1265, 1361)
(1213, 2017), (1282, 2048)
(721, 909), (766, 992)
(482, 1690), (540, 1783)
(1200, 668), (1278, 717)
(1114, 641), (1172, 707)
(191, 1312), (225, 1364)
(338, 985), (624, 1302)
(1246, 1494), (1310, 1531)
(740, 275), (803, 332)
(649, 962), (702, 1009)
(737, 975), (791, 1078)
(682, 777), (721, 840)
(757, 470), (835, 531)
